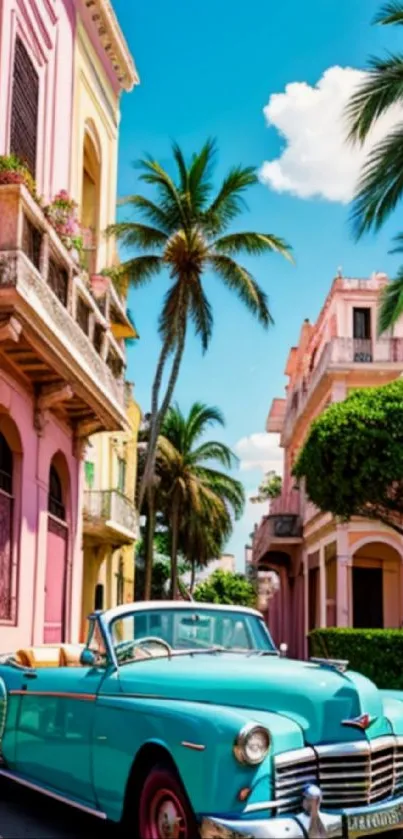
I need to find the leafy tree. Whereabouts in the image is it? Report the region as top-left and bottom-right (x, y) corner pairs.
(250, 470), (282, 504)
(108, 140), (292, 578)
(157, 402), (245, 598)
(194, 569), (256, 608)
(293, 379), (403, 534)
(346, 3), (403, 332)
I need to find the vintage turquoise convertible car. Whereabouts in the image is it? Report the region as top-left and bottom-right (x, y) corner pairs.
(0, 602), (403, 838)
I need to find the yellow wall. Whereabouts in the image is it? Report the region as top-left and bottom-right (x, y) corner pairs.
(70, 21), (120, 272)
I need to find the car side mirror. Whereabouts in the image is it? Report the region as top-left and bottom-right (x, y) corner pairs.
(80, 648), (97, 667)
(279, 643), (288, 658)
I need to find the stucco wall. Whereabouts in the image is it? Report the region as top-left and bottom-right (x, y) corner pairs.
(0, 369), (83, 650)
(0, 0), (75, 200)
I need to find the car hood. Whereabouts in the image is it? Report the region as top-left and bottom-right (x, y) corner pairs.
(118, 653), (398, 744)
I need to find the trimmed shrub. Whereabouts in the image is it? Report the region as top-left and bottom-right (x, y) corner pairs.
(309, 628), (403, 690)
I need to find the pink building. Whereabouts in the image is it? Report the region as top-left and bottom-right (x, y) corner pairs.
(0, 0), (136, 650)
(253, 272), (403, 658)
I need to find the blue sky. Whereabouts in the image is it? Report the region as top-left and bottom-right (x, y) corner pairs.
(113, 0), (403, 568)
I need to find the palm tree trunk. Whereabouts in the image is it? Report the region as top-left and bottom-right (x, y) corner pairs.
(143, 485), (156, 600)
(170, 495), (180, 600)
(190, 560), (197, 593)
(138, 323), (187, 512)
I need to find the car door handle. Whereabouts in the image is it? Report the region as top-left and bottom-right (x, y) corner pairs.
(24, 671), (37, 679)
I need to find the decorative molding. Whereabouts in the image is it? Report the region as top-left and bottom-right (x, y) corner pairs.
(0, 318), (22, 344)
(37, 383), (73, 411)
(34, 408), (49, 436)
(83, 0), (139, 91)
(73, 435), (89, 460)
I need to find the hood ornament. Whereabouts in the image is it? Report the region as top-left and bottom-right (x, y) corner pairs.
(342, 713), (377, 731)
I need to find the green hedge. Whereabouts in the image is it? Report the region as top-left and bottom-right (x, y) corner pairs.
(309, 628), (403, 690)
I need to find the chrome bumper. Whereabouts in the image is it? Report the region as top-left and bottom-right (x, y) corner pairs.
(200, 785), (403, 838)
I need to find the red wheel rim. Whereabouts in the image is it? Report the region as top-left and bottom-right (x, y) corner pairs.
(139, 774), (189, 839)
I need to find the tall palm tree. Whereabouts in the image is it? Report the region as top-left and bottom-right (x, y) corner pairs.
(156, 402), (244, 598)
(347, 2), (403, 238)
(347, 2), (403, 332)
(108, 140), (292, 546)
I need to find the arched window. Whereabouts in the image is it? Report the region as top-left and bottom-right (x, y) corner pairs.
(81, 123), (101, 274)
(0, 433), (13, 495)
(48, 464), (65, 520)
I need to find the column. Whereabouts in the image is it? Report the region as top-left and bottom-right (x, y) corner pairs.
(336, 524), (350, 627)
(302, 550), (309, 659)
(319, 543), (327, 628)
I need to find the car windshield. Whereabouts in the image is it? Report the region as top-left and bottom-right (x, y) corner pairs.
(109, 607), (276, 663)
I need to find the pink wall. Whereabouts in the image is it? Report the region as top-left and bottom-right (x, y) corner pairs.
(0, 0), (75, 200)
(0, 369), (83, 651)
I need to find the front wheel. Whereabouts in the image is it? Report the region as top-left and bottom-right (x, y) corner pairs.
(138, 765), (197, 839)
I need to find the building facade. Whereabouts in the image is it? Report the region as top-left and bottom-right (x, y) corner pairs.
(0, 0), (137, 649)
(253, 272), (403, 658)
(81, 386), (141, 638)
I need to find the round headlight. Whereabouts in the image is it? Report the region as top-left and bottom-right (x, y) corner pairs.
(233, 723), (271, 766)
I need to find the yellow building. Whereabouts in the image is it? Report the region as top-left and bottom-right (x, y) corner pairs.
(66, 2), (140, 634)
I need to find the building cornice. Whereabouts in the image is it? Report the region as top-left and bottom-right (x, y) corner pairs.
(84, 0), (139, 91)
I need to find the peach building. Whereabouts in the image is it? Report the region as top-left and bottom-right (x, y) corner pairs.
(252, 272), (403, 658)
(0, 0), (137, 650)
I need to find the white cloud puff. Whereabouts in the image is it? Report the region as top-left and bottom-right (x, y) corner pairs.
(234, 432), (283, 473)
(259, 65), (403, 203)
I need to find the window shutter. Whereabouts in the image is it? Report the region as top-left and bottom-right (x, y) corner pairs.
(10, 37), (39, 176)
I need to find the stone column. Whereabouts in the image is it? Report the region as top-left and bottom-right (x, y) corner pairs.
(319, 543), (327, 628)
(336, 524), (350, 627)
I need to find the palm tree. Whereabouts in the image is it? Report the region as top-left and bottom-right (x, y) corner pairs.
(347, 3), (403, 238)
(108, 140), (292, 565)
(156, 402), (244, 598)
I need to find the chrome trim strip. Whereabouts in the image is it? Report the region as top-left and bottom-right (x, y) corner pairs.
(275, 746), (316, 767)
(9, 691), (96, 702)
(181, 741), (206, 751)
(0, 769), (107, 819)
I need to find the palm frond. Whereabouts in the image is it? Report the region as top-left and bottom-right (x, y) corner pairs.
(118, 194), (175, 234)
(188, 138), (216, 212)
(190, 441), (237, 469)
(184, 403), (225, 448)
(158, 280), (189, 347)
(378, 266), (403, 332)
(209, 253), (273, 327)
(137, 156), (186, 228)
(119, 255), (164, 287)
(350, 124), (403, 237)
(124, 309), (138, 348)
(346, 54), (403, 143)
(202, 166), (258, 235)
(374, 2), (403, 25)
(193, 467), (245, 519)
(389, 231), (403, 254)
(213, 231), (293, 261)
(172, 142), (189, 193)
(106, 222), (168, 250)
(187, 277), (214, 352)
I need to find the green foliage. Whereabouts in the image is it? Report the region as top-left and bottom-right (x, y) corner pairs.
(194, 569), (256, 608)
(293, 379), (403, 532)
(251, 471), (282, 504)
(309, 628), (403, 690)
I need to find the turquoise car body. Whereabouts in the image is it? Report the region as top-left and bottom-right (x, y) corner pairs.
(0, 602), (403, 838)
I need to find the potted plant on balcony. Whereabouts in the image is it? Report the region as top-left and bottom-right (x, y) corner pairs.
(0, 154), (36, 194)
(44, 190), (83, 261)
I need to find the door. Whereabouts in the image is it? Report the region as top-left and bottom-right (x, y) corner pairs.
(44, 517), (68, 643)
(308, 567), (319, 631)
(353, 307), (372, 361)
(15, 664), (105, 803)
(353, 567), (383, 628)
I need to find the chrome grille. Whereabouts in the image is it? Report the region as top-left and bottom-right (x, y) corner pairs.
(274, 737), (403, 814)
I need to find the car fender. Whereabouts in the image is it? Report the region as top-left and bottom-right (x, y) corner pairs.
(92, 695), (304, 822)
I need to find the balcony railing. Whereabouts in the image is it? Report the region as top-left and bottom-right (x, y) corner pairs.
(282, 335), (403, 441)
(0, 184), (126, 413)
(83, 490), (137, 539)
(252, 511), (302, 564)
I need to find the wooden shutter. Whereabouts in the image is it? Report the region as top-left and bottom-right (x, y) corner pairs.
(10, 37), (39, 176)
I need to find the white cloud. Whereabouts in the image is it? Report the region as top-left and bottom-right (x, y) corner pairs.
(234, 432), (283, 473)
(259, 65), (403, 203)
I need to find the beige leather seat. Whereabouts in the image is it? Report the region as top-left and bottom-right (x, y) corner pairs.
(15, 646), (62, 669)
(59, 644), (85, 667)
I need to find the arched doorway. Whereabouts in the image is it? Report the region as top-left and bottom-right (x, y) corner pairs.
(44, 456), (69, 643)
(0, 432), (13, 620)
(81, 122), (101, 274)
(352, 541), (402, 629)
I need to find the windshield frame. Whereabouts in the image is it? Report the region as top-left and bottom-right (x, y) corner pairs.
(101, 604), (277, 666)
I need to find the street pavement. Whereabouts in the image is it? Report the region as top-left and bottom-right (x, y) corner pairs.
(0, 778), (110, 838)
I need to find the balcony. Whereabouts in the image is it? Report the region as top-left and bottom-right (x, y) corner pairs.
(252, 490), (303, 564)
(83, 489), (138, 544)
(0, 184), (129, 435)
(282, 335), (403, 442)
